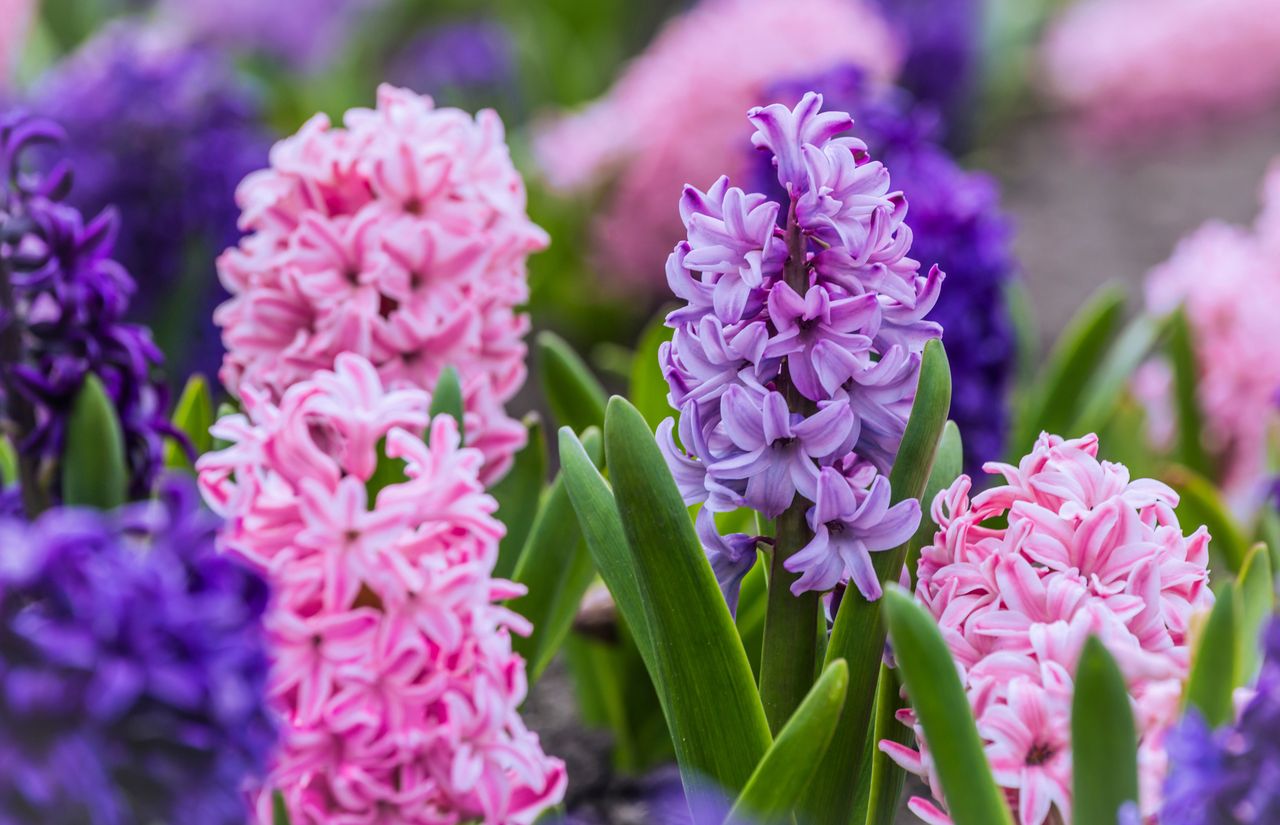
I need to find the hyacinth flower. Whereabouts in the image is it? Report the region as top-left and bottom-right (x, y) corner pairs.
(33, 22), (271, 381)
(215, 84), (546, 484)
(0, 112), (176, 514)
(753, 65), (1016, 476)
(883, 433), (1214, 825)
(197, 353), (566, 825)
(0, 476), (275, 825)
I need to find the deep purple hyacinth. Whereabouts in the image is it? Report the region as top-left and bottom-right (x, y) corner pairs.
(0, 476), (275, 825)
(1161, 617), (1280, 824)
(659, 92), (939, 604)
(0, 111), (176, 509)
(33, 23), (271, 380)
(754, 65), (1017, 478)
(386, 20), (518, 111)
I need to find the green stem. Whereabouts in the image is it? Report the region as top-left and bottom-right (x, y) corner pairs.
(759, 503), (819, 733)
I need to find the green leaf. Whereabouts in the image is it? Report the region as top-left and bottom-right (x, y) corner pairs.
(430, 365), (465, 439)
(908, 420), (963, 562)
(538, 330), (608, 433)
(1004, 280), (1040, 393)
(884, 588), (1014, 825)
(1168, 308), (1215, 478)
(164, 374), (214, 471)
(601, 397), (771, 805)
(630, 309), (676, 430)
(62, 375), (128, 510)
(727, 659), (849, 825)
(1236, 544), (1274, 684)
(1167, 465), (1249, 575)
(1184, 581), (1238, 727)
(510, 429), (604, 683)
(805, 338), (952, 825)
(1072, 313), (1166, 436)
(734, 557), (768, 679)
(1072, 637), (1139, 825)
(0, 436), (16, 488)
(490, 415), (548, 579)
(272, 790), (291, 825)
(1012, 284), (1125, 456)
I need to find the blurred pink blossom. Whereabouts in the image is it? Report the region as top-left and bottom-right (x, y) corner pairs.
(197, 353), (566, 825)
(0, 0), (33, 87)
(1140, 163), (1280, 502)
(533, 0), (901, 289)
(216, 85), (546, 483)
(883, 433), (1214, 824)
(1042, 0), (1280, 137)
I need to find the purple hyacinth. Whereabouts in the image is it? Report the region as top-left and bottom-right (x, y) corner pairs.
(754, 65), (1016, 477)
(385, 20), (518, 111)
(0, 111), (176, 511)
(1161, 617), (1280, 824)
(0, 476), (275, 825)
(659, 92), (939, 602)
(33, 23), (271, 380)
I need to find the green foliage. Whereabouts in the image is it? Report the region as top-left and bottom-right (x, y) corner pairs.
(272, 790), (291, 825)
(1072, 638), (1139, 825)
(1184, 581), (1238, 727)
(1072, 313), (1166, 436)
(1168, 309), (1216, 478)
(429, 365), (465, 437)
(61, 375), (127, 510)
(164, 374), (214, 471)
(1236, 545), (1275, 684)
(490, 416), (548, 580)
(538, 331), (608, 433)
(629, 309), (676, 430)
(1167, 465), (1249, 575)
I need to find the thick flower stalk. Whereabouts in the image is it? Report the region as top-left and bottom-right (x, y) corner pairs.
(33, 22), (271, 380)
(0, 476), (275, 825)
(197, 353), (566, 825)
(883, 433), (1214, 825)
(1161, 617), (1280, 824)
(1042, 0), (1280, 137)
(215, 85), (546, 484)
(0, 112), (175, 512)
(533, 0), (901, 288)
(754, 65), (1016, 475)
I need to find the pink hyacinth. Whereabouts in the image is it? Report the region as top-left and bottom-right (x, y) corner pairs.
(216, 84), (547, 483)
(1139, 162), (1280, 505)
(532, 0), (900, 289)
(197, 353), (566, 825)
(1041, 0), (1280, 138)
(882, 433), (1213, 825)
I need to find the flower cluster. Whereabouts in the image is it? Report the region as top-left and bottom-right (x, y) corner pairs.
(754, 65), (1016, 476)
(1138, 162), (1280, 504)
(870, 0), (981, 133)
(197, 353), (566, 825)
(34, 22), (271, 380)
(0, 477), (275, 825)
(884, 433), (1214, 825)
(215, 84), (546, 483)
(1042, 0), (1280, 137)
(1161, 617), (1280, 824)
(533, 0), (901, 289)
(0, 112), (174, 504)
(658, 92), (940, 604)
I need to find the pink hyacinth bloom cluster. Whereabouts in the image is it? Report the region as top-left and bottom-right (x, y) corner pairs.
(532, 0), (900, 289)
(197, 353), (566, 825)
(1041, 0), (1280, 138)
(882, 433), (1214, 825)
(1138, 161), (1280, 504)
(216, 84), (547, 483)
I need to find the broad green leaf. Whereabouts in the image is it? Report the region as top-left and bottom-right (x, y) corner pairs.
(884, 588), (1014, 825)
(735, 558), (768, 679)
(538, 331), (608, 433)
(1166, 465), (1248, 575)
(1236, 545), (1274, 684)
(430, 365), (465, 438)
(865, 663), (906, 825)
(806, 339), (952, 825)
(602, 398), (770, 805)
(1183, 581), (1237, 727)
(490, 415), (548, 579)
(0, 436), (16, 487)
(272, 790), (291, 825)
(1004, 279), (1040, 394)
(630, 309), (676, 430)
(1168, 309), (1214, 478)
(510, 429), (604, 683)
(164, 374), (213, 471)
(1072, 637), (1139, 825)
(1012, 284), (1124, 456)
(1073, 313), (1166, 436)
(62, 375), (128, 510)
(727, 659), (849, 825)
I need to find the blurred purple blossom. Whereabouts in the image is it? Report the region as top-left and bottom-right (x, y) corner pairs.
(386, 20), (518, 111)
